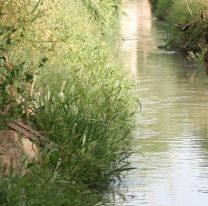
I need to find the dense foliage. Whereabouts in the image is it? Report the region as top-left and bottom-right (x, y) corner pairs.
(150, 0), (208, 61)
(0, 0), (136, 205)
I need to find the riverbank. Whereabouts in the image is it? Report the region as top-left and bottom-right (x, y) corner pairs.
(0, 0), (136, 205)
(150, 0), (208, 66)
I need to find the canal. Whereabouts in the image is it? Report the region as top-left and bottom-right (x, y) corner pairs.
(115, 0), (208, 205)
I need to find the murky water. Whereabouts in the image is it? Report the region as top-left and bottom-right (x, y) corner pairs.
(115, 0), (208, 205)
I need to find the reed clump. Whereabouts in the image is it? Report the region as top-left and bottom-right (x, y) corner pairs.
(0, 0), (136, 204)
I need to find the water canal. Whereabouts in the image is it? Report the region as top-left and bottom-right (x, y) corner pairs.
(115, 0), (208, 205)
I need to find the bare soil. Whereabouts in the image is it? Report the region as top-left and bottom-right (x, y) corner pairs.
(0, 130), (38, 173)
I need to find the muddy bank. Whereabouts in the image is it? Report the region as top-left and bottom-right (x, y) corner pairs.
(0, 129), (38, 173)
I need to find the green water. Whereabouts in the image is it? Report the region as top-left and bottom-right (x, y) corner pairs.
(115, 0), (208, 205)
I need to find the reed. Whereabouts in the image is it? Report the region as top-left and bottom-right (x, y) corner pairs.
(32, 0), (136, 188)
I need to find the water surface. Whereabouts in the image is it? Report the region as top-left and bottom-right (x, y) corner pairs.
(116, 0), (208, 205)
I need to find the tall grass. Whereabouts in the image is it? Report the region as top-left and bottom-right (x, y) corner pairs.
(0, 165), (102, 206)
(0, 0), (136, 204)
(32, 0), (135, 188)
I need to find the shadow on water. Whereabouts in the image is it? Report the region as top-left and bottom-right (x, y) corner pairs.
(112, 0), (208, 205)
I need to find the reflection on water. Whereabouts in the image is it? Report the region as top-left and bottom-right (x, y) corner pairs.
(119, 0), (139, 78)
(116, 0), (208, 205)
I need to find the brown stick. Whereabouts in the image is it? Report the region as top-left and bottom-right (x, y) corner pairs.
(7, 121), (43, 140)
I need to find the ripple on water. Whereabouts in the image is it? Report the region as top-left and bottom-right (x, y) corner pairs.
(115, 0), (208, 205)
